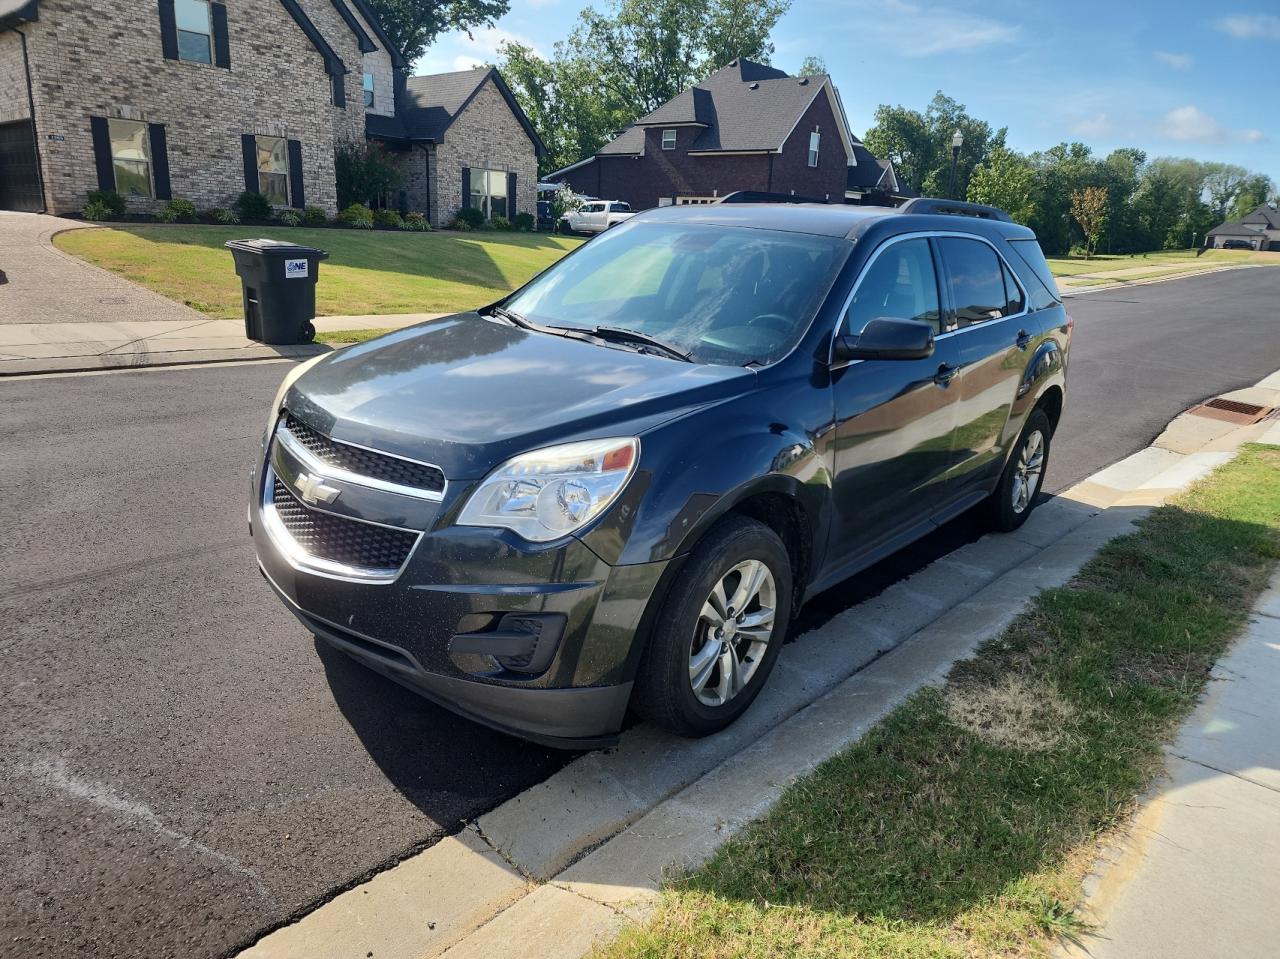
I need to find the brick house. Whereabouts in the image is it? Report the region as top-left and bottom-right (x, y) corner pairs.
(1205, 203), (1280, 251)
(0, 0), (541, 222)
(366, 66), (545, 228)
(547, 58), (906, 210)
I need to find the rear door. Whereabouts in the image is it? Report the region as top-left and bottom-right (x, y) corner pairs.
(936, 234), (1031, 494)
(827, 236), (963, 568)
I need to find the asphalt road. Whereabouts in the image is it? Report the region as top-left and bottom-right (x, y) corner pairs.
(3, 267), (1278, 959)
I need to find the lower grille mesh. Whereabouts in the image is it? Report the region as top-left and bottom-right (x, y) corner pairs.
(271, 478), (418, 570)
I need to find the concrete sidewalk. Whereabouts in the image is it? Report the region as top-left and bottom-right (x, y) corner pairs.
(1062, 571), (1280, 959)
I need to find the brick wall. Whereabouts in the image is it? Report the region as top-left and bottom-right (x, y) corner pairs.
(345, 1), (395, 117)
(23, 0), (366, 215)
(0, 31), (31, 124)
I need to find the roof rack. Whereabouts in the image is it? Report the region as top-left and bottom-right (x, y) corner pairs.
(898, 198), (1012, 222)
(715, 190), (827, 205)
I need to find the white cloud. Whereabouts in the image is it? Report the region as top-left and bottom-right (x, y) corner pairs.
(1216, 13), (1280, 39)
(868, 0), (1021, 56)
(413, 26), (543, 75)
(1160, 105), (1265, 144)
(1070, 112), (1112, 137)
(1154, 51), (1192, 69)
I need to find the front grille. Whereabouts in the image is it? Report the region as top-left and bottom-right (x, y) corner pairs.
(271, 477), (418, 570)
(284, 413), (446, 493)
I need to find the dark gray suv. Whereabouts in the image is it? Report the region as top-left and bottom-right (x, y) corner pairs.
(252, 199), (1070, 748)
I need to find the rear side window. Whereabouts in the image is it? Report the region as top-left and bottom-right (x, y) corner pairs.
(1007, 238), (1062, 311)
(610, 203), (629, 212)
(938, 236), (1015, 326)
(845, 237), (941, 335)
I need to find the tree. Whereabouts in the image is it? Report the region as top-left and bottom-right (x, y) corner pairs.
(1070, 185), (1108, 258)
(797, 55), (827, 76)
(366, 0), (510, 64)
(1228, 173), (1275, 220)
(335, 141), (403, 208)
(966, 146), (1035, 223)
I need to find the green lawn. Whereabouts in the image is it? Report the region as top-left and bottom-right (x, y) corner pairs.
(597, 445), (1280, 959)
(54, 225), (582, 318)
(1045, 248), (1268, 278)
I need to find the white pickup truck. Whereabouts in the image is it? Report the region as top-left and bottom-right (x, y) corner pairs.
(562, 200), (635, 234)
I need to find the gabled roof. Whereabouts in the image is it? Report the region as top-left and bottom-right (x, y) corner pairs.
(345, 0), (408, 70)
(1206, 221), (1266, 237)
(369, 66), (546, 156)
(595, 59), (856, 159)
(329, 0), (376, 54)
(846, 144), (915, 197)
(278, 0), (346, 78)
(0, 0), (40, 28)
(1240, 203), (1280, 229)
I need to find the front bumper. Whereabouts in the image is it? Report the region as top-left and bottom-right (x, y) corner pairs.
(252, 442), (667, 748)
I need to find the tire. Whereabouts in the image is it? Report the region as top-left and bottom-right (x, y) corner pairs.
(988, 407), (1051, 532)
(632, 516), (793, 737)
(300, 320), (316, 343)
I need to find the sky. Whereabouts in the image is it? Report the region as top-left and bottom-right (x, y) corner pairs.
(414, 0), (1280, 186)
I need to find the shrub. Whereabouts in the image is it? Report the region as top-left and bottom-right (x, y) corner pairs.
(337, 203), (374, 229)
(235, 190), (273, 221)
(277, 209), (303, 227)
(403, 211), (430, 232)
(214, 207), (241, 225)
(335, 141), (402, 209)
(373, 208), (404, 229)
(488, 214), (512, 231)
(156, 198), (197, 223)
(303, 206), (328, 226)
(454, 206), (485, 229)
(513, 212), (535, 232)
(82, 200), (114, 221)
(86, 189), (127, 218)
(446, 217), (473, 231)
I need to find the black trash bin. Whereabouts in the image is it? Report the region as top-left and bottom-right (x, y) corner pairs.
(225, 238), (329, 345)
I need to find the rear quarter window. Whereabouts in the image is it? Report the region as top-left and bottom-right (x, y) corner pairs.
(1007, 239), (1062, 311)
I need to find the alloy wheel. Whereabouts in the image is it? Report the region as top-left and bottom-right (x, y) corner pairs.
(1011, 429), (1045, 514)
(688, 559), (777, 707)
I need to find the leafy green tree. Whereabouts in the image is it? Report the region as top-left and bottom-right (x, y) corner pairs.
(1070, 186), (1108, 258)
(1227, 173), (1275, 220)
(366, 0), (510, 63)
(966, 146), (1035, 223)
(797, 55), (827, 76)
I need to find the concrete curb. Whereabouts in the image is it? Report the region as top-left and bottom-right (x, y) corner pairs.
(1059, 263), (1269, 298)
(235, 369), (1280, 959)
(0, 343), (329, 377)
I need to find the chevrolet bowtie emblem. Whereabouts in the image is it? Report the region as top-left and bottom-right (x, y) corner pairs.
(295, 472), (340, 506)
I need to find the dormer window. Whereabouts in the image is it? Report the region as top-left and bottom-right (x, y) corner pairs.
(808, 131), (820, 167)
(363, 73), (375, 108)
(176, 0), (213, 64)
(662, 129), (677, 150)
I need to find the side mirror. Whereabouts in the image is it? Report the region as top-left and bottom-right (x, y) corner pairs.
(833, 318), (935, 362)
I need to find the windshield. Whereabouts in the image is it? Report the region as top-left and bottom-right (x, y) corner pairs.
(504, 221), (850, 366)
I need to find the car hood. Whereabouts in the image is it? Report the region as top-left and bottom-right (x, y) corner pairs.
(286, 313), (753, 479)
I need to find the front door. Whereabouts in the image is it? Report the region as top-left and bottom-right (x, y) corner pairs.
(828, 236), (961, 568)
(0, 120), (42, 212)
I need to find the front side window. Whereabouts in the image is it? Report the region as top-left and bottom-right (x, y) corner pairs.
(808, 131), (820, 167)
(938, 236), (1014, 326)
(363, 73), (375, 108)
(505, 221), (849, 366)
(662, 128), (676, 150)
(256, 135), (289, 205)
(108, 119), (152, 197)
(845, 237), (940, 335)
(469, 168), (508, 219)
(175, 0), (213, 64)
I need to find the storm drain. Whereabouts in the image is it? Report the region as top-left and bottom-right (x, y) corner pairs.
(1188, 397), (1275, 425)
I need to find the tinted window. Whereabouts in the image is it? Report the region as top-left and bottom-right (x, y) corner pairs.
(610, 203), (629, 212)
(939, 237), (1011, 326)
(506, 221), (849, 367)
(1001, 260), (1024, 314)
(845, 238), (940, 335)
(1007, 238), (1061, 311)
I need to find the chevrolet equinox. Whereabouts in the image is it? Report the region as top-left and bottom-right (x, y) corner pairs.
(252, 199), (1070, 748)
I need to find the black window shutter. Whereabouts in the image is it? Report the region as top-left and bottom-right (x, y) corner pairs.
(90, 116), (115, 191)
(461, 168), (471, 208)
(158, 0), (179, 60)
(241, 134), (258, 193)
(149, 124), (172, 200)
(211, 3), (231, 69)
(287, 139), (304, 208)
(507, 171), (516, 216)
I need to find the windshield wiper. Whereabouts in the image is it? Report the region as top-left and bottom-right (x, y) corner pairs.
(573, 326), (693, 362)
(486, 304), (536, 330)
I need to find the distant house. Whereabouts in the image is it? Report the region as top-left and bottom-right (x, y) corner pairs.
(1205, 203), (1280, 251)
(546, 58), (907, 210)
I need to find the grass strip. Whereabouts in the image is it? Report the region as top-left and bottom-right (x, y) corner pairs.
(316, 328), (396, 345)
(597, 444), (1280, 959)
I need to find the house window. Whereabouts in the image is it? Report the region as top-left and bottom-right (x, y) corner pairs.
(662, 128), (676, 150)
(109, 119), (152, 197)
(470, 168), (508, 219)
(808, 131), (820, 167)
(256, 136), (289, 205)
(175, 0), (213, 64)
(363, 73), (375, 108)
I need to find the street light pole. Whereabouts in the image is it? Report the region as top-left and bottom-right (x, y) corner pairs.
(948, 128), (964, 200)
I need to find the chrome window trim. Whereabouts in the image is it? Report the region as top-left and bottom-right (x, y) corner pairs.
(276, 419), (447, 503)
(261, 466), (421, 584)
(828, 230), (1031, 369)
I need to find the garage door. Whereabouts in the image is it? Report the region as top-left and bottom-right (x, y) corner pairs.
(0, 119), (43, 212)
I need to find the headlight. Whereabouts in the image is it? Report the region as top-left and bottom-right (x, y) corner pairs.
(457, 437), (639, 542)
(265, 354), (325, 437)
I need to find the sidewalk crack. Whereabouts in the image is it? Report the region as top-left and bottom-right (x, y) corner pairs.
(1171, 754), (1280, 796)
(465, 820), (536, 882)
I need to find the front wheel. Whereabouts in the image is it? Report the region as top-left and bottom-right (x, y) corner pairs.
(632, 516), (792, 737)
(988, 408), (1051, 532)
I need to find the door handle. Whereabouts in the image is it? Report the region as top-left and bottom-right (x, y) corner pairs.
(934, 363), (959, 387)
(1015, 329), (1033, 350)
